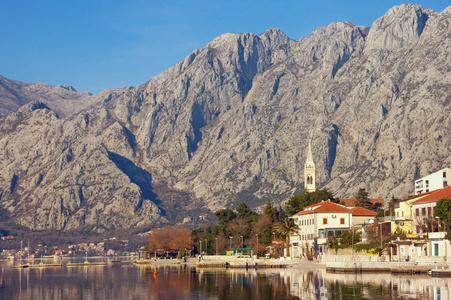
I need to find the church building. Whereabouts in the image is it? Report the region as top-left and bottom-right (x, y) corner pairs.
(304, 140), (316, 192)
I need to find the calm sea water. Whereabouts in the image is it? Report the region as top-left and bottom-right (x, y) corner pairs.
(0, 258), (449, 299)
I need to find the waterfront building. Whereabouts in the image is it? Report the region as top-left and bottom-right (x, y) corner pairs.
(351, 207), (377, 227)
(388, 192), (432, 236)
(411, 186), (451, 235)
(415, 167), (451, 194)
(289, 200), (352, 257)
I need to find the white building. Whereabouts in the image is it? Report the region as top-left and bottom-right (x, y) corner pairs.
(289, 200), (352, 257)
(415, 168), (451, 194)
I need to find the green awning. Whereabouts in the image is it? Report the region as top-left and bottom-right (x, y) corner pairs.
(230, 248), (254, 251)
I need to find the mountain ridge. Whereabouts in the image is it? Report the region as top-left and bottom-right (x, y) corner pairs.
(0, 3), (450, 232)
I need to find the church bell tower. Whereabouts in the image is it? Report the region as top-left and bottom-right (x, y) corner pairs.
(304, 140), (316, 192)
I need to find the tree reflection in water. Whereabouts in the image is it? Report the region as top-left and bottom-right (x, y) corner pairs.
(144, 266), (450, 300)
(145, 266), (299, 300)
(0, 260), (449, 300)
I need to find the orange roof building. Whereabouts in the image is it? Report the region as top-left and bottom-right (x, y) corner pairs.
(351, 207), (377, 226)
(340, 198), (384, 209)
(351, 207), (377, 216)
(411, 186), (451, 235)
(290, 200), (352, 257)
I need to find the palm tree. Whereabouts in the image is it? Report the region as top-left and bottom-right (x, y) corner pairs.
(273, 218), (300, 257)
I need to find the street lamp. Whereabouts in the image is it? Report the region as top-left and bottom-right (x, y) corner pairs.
(215, 238), (218, 256)
(273, 232), (276, 240)
(241, 235), (243, 249)
(256, 234), (259, 257)
(351, 225), (355, 262)
(229, 236), (233, 251)
(379, 223), (383, 255)
(205, 239), (208, 255)
(436, 216), (440, 232)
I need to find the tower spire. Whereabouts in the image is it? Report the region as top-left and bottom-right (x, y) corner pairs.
(304, 140), (316, 192)
(306, 140), (314, 165)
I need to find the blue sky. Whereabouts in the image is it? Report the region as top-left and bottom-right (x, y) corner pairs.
(1, 1), (449, 94)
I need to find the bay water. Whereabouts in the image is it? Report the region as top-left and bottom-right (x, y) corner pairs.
(0, 258), (449, 299)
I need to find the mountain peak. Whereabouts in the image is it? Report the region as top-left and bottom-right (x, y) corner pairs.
(1, 4), (451, 234)
(364, 3), (429, 52)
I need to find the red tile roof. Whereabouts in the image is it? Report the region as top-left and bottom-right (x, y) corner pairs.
(399, 191), (434, 202)
(294, 200), (352, 215)
(351, 207), (377, 216)
(340, 198), (384, 207)
(411, 186), (451, 204)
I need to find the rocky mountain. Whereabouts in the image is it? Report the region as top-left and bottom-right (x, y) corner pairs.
(0, 4), (450, 232)
(0, 75), (132, 117)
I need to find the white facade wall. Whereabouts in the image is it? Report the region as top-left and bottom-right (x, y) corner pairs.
(415, 168), (451, 194)
(412, 201), (437, 235)
(290, 211), (351, 257)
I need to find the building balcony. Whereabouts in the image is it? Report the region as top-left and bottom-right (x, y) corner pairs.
(428, 232), (445, 240)
(317, 238), (327, 245)
(378, 216), (412, 222)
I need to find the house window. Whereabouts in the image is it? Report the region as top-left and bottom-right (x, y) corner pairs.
(323, 218), (328, 225)
(416, 226), (420, 233)
(427, 207), (431, 216)
(340, 218), (345, 225)
(416, 208), (419, 216)
(444, 172), (447, 178)
(422, 208), (426, 216)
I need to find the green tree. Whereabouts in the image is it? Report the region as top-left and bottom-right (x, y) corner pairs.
(354, 188), (372, 209)
(214, 208), (236, 225)
(274, 205), (287, 222)
(236, 202), (257, 222)
(263, 199), (276, 221)
(388, 195), (399, 216)
(285, 189), (336, 216)
(434, 198), (451, 239)
(272, 218), (300, 257)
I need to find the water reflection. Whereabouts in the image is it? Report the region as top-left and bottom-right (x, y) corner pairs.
(0, 259), (450, 299)
(143, 267), (298, 299)
(319, 271), (448, 299)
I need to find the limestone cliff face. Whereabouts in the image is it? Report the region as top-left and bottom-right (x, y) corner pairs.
(0, 4), (450, 231)
(0, 75), (132, 118)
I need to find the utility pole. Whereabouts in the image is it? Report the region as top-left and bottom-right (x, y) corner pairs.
(256, 234), (259, 257)
(380, 223), (383, 255)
